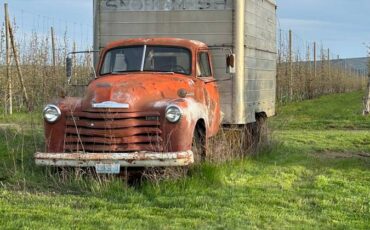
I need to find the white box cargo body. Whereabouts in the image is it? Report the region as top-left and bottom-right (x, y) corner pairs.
(93, 0), (277, 125)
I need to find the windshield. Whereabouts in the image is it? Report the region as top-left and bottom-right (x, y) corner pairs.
(100, 45), (192, 75)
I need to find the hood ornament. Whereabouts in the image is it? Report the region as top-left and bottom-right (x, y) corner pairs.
(92, 101), (129, 109)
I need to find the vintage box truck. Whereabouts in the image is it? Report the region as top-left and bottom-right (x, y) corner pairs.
(35, 0), (277, 174)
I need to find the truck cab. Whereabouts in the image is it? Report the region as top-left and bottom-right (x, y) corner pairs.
(35, 0), (278, 173)
(35, 38), (222, 171)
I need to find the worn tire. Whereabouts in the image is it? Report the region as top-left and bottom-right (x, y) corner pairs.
(242, 123), (256, 152)
(242, 114), (268, 153)
(251, 114), (268, 152)
(255, 114), (268, 146)
(192, 128), (206, 164)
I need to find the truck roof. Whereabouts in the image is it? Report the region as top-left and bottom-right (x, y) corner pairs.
(104, 37), (208, 50)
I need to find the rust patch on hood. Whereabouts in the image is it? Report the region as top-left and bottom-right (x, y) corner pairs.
(82, 73), (195, 111)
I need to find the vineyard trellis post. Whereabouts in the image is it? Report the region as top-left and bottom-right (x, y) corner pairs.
(277, 29), (282, 102)
(327, 48), (331, 93)
(276, 29), (365, 103)
(313, 42), (317, 98)
(363, 56), (370, 115)
(5, 3), (12, 115)
(320, 45), (324, 95)
(289, 29), (293, 101)
(6, 4), (31, 111)
(306, 43), (311, 99)
(51, 26), (56, 73)
(337, 55), (340, 92)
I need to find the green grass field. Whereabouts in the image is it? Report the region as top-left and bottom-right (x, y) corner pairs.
(0, 91), (369, 229)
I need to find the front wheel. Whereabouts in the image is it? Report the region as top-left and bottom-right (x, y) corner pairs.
(192, 128), (206, 164)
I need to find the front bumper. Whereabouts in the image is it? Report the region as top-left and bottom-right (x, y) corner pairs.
(34, 151), (194, 167)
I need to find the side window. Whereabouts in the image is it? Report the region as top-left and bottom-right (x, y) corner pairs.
(101, 52), (112, 74)
(198, 52), (212, 77)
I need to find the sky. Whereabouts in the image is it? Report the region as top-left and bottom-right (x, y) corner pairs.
(1, 0), (369, 58)
(0, 0), (93, 50)
(278, 0), (370, 58)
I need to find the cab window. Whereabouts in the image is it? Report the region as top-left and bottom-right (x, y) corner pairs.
(197, 52), (212, 77)
(100, 46), (191, 75)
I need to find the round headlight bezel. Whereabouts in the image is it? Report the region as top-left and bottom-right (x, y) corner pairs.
(43, 104), (61, 123)
(165, 105), (183, 123)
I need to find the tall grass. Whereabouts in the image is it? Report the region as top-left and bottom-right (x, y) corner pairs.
(1, 91), (369, 229)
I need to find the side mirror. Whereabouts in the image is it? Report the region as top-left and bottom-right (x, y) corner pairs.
(226, 54), (235, 74)
(66, 56), (72, 79)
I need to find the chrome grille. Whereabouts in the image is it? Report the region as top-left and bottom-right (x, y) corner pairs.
(64, 110), (162, 153)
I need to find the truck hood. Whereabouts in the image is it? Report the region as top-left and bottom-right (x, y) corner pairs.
(81, 73), (195, 111)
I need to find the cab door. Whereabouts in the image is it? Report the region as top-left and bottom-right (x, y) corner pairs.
(196, 50), (221, 137)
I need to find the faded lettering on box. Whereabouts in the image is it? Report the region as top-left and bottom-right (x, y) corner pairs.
(101, 0), (233, 11)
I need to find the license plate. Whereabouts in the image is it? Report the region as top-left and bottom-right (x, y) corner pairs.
(95, 163), (121, 174)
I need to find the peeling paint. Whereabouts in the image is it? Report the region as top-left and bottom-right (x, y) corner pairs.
(37, 38), (221, 167)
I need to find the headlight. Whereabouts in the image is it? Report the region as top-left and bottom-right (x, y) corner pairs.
(43, 104), (61, 123)
(165, 105), (183, 123)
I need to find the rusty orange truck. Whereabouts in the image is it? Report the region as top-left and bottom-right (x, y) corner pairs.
(35, 0), (277, 174)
